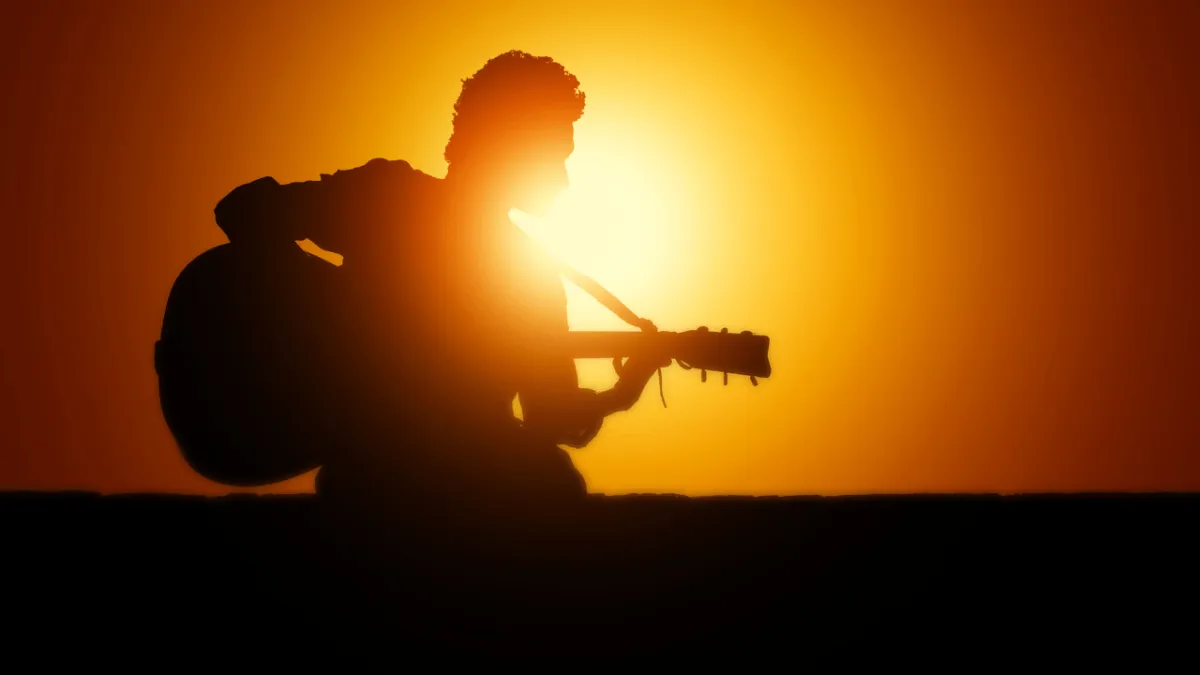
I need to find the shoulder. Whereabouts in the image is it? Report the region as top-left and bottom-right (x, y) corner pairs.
(318, 158), (440, 227)
(320, 157), (434, 191)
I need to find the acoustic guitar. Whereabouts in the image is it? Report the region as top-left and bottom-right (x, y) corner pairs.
(154, 242), (772, 485)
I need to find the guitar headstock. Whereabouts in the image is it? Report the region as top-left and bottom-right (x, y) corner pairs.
(672, 326), (772, 385)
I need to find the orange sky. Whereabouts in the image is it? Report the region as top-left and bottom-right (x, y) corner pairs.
(2, 0), (1198, 496)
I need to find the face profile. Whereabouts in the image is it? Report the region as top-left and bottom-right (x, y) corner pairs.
(442, 51), (585, 219)
(504, 121), (575, 217)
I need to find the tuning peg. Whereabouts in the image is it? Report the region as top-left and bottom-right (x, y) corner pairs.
(723, 372), (728, 386)
(720, 327), (729, 334)
(750, 376), (758, 386)
(700, 369), (707, 383)
(698, 325), (709, 333)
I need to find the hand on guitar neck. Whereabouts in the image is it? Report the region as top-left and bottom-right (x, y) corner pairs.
(518, 327), (771, 448)
(588, 326), (772, 413)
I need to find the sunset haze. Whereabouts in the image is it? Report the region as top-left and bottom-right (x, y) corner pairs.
(2, 0), (1198, 495)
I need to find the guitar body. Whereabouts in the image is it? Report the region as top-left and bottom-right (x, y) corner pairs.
(155, 243), (346, 486)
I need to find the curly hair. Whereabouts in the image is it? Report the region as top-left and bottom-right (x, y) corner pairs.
(444, 50), (586, 166)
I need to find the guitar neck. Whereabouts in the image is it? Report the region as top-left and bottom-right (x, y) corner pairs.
(556, 329), (772, 379)
(562, 331), (675, 359)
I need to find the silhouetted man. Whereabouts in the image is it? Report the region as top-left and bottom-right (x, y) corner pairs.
(157, 51), (668, 516)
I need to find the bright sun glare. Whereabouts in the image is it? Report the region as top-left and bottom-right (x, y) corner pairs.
(508, 130), (685, 331)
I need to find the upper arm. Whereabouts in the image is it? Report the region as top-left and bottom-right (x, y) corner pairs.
(302, 158), (416, 257)
(213, 158), (416, 255)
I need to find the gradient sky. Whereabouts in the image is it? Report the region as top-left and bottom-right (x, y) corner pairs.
(2, 0), (1198, 496)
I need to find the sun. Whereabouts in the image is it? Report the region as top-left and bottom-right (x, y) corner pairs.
(508, 127), (687, 332)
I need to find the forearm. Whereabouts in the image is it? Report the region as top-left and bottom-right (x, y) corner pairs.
(592, 377), (652, 416)
(519, 373), (655, 448)
(214, 176), (328, 247)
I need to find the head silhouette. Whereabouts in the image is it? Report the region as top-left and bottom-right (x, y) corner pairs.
(444, 50), (585, 216)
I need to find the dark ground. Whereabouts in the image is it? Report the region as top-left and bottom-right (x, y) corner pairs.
(4, 491), (1198, 667)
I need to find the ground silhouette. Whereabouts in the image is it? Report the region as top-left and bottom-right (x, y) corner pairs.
(4, 491), (1197, 666)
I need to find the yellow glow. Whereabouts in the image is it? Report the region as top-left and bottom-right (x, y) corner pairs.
(509, 122), (690, 332)
(507, 116), (712, 425)
(9, 0), (1199, 497)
